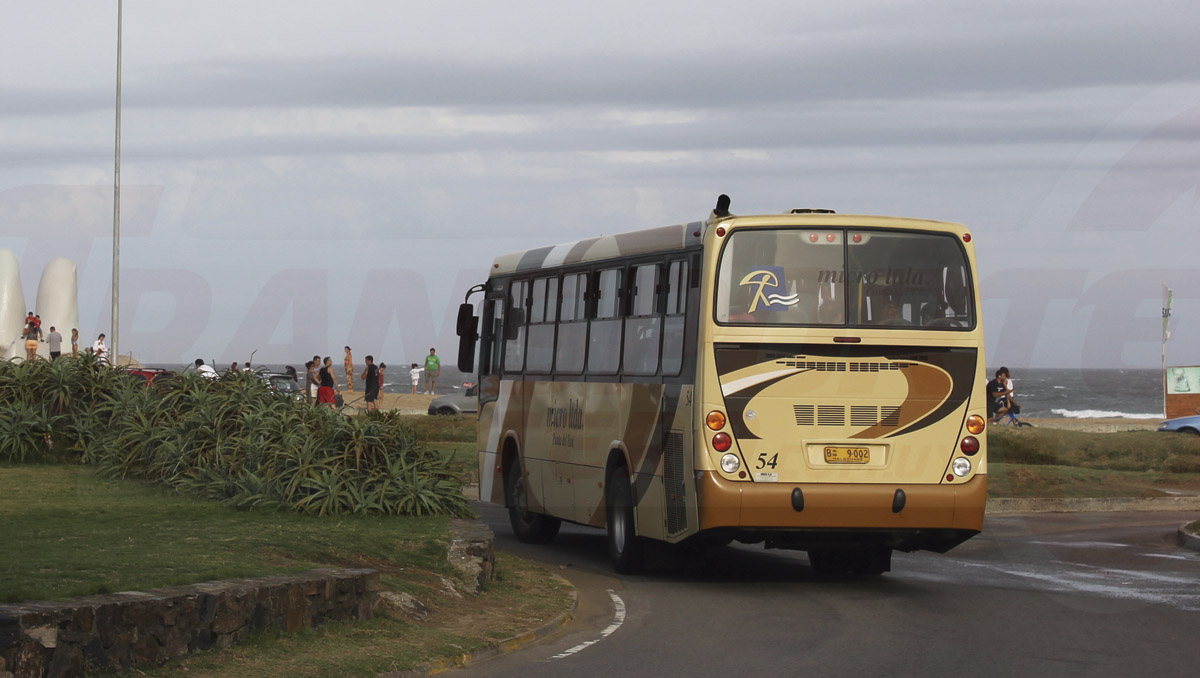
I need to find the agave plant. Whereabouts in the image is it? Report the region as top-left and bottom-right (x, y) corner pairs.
(0, 401), (56, 463)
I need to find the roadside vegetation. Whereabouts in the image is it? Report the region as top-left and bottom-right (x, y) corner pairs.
(0, 354), (468, 517)
(987, 426), (1200, 498)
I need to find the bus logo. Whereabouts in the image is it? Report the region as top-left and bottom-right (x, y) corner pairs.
(740, 267), (799, 312)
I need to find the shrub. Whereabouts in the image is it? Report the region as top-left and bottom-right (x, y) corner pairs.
(0, 358), (470, 517)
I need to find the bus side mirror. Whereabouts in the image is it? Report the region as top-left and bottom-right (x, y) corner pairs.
(456, 304), (478, 373)
(456, 303), (476, 338)
(457, 333), (476, 374)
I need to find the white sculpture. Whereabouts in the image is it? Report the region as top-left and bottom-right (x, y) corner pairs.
(0, 250), (81, 362)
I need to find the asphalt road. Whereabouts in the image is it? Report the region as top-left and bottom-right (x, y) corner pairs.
(456, 504), (1200, 678)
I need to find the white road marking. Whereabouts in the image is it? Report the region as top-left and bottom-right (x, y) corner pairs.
(548, 590), (626, 660)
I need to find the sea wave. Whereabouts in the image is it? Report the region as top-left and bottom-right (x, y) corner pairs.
(1051, 408), (1163, 419)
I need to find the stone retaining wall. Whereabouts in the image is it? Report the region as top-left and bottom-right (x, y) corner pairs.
(0, 568), (380, 678)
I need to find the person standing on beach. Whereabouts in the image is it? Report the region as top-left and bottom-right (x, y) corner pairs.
(361, 355), (379, 412)
(22, 320), (40, 360)
(307, 355), (321, 403)
(71, 328), (78, 356)
(92, 333), (107, 362)
(46, 326), (62, 359)
(303, 360), (315, 404)
(409, 363), (422, 394)
(317, 356), (339, 406)
(424, 348), (440, 394)
(344, 346), (355, 391)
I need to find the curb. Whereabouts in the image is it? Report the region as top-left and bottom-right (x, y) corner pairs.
(987, 496), (1200, 515)
(1180, 522), (1200, 553)
(382, 574), (578, 677)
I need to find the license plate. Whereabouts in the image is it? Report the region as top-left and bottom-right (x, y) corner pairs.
(824, 446), (870, 464)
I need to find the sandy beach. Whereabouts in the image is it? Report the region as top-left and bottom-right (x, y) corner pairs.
(339, 390), (441, 415)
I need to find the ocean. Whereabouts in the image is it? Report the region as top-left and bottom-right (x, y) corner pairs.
(153, 362), (1167, 420)
(998, 368), (1164, 419)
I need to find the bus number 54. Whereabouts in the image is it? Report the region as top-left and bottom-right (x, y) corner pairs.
(756, 453), (779, 470)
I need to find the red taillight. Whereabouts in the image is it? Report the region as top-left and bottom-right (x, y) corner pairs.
(716, 226), (726, 237)
(852, 233), (862, 243)
(960, 436), (980, 455)
(826, 233), (835, 242)
(809, 233), (819, 243)
(713, 433), (732, 452)
(963, 233), (972, 242)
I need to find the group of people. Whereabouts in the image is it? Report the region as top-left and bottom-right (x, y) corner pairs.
(986, 366), (1020, 423)
(19, 311), (99, 362)
(299, 347), (441, 411)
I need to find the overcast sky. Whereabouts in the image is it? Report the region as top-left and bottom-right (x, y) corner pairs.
(2, 0), (1198, 370)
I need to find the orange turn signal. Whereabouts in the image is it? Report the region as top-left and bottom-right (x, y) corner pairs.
(966, 415), (985, 435)
(706, 410), (727, 431)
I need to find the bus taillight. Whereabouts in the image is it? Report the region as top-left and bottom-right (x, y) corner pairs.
(706, 410), (727, 430)
(960, 436), (980, 455)
(713, 433), (732, 452)
(966, 415), (985, 434)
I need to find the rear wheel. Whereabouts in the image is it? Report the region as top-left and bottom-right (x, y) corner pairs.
(505, 457), (561, 543)
(606, 466), (643, 574)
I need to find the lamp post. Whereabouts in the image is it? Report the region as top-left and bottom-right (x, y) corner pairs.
(112, 0), (122, 363)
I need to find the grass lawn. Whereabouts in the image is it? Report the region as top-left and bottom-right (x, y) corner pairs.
(987, 462), (1200, 499)
(986, 426), (1200, 498)
(136, 553), (572, 678)
(0, 465), (454, 603)
(0, 464), (575, 677)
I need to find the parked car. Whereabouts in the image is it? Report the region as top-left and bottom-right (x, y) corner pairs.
(1157, 415), (1200, 435)
(123, 368), (174, 386)
(428, 384), (479, 415)
(260, 372), (305, 401)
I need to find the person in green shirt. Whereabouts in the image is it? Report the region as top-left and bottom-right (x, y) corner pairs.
(424, 348), (440, 394)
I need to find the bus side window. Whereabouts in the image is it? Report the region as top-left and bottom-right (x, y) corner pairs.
(557, 272), (587, 374)
(662, 260), (687, 376)
(623, 263), (660, 376)
(481, 298), (504, 377)
(588, 268), (622, 375)
(527, 276), (556, 373)
(504, 280), (528, 373)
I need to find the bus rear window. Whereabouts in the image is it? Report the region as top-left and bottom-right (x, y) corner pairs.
(715, 228), (974, 329)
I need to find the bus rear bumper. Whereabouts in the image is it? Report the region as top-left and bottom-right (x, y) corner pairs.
(695, 472), (987, 553)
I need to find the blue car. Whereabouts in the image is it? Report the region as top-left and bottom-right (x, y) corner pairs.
(1158, 415), (1200, 435)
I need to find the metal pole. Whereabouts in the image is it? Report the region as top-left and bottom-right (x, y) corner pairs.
(112, 0), (122, 364)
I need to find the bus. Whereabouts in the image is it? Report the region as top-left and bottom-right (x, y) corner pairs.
(454, 199), (987, 574)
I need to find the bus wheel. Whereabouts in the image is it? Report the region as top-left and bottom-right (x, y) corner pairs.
(606, 466), (643, 574)
(505, 458), (561, 544)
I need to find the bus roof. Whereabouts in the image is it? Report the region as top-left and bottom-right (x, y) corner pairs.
(490, 222), (705, 276)
(489, 212), (967, 276)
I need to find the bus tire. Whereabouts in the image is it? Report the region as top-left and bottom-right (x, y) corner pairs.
(606, 466), (643, 574)
(505, 457), (561, 544)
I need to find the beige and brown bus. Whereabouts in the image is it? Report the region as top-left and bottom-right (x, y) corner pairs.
(454, 201), (988, 574)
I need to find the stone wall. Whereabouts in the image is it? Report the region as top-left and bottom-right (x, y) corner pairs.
(0, 568), (379, 678)
(448, 519), (497, 594)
